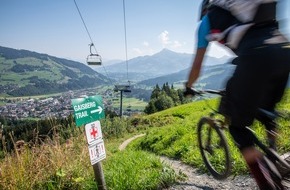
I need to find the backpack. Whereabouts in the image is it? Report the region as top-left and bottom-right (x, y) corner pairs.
(208, 0), (277, 49)
(210, 0), (276, 23)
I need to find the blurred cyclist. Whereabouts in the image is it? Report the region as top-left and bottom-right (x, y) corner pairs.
(185, 0), (290, 189)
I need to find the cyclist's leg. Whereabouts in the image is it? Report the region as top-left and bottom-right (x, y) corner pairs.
(255, 109), (279, 150)
(221, 49), (285, 189)
(255, 45), (290, 150)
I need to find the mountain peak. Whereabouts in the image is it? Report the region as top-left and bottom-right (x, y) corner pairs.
(161, 48), (171, 52)
(153, 48), (178, 57)
(160, 48), (175, 53)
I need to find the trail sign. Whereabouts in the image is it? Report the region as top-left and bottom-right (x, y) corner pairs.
(71, 95), (105, 127)
(85, 121), (106, 165)
(88, 140), (106, 165)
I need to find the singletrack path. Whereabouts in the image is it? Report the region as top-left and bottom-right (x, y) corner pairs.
(119, 134), (290, 190)
(118, 134), (146, 151)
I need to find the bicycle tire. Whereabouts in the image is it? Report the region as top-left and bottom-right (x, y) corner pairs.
(197, 117), (231, 180)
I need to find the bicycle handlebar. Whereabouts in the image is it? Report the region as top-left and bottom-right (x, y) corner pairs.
(183, 87), (225, 97)
(199, 89), (225, 96)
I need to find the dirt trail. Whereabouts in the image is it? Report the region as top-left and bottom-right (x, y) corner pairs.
(119, 134), (290, 190)
(118, 134), (146, 151)
(160, 156), (257, 190)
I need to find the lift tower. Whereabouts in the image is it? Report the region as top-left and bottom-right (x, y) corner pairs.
(114, 84), (131, 117)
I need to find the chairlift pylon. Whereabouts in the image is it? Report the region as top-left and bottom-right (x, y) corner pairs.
(86, 43), (102, 66)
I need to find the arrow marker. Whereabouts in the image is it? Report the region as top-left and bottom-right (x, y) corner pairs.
(91, 106), (103, 114)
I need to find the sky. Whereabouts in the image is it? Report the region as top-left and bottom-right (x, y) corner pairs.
(1, 0), (289, 63)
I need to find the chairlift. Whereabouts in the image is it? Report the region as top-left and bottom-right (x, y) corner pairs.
(114, 84), (131, 93)
(86, 43), (102, 66)
(124, 85), (131, 93)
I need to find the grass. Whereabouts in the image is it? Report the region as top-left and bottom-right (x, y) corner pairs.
(0, 129), (179, 190)
(112, 97), (147, 111)
(105, 150), (177, 190)
(0, 56), (80, 87)
(0, 135), (93, 190)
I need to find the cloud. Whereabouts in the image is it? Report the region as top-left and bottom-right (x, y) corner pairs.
(131, 42), (154, 57)
(158, 30), (184, 49)
(172, 40), (183, 48)
(130, 32), (186, 58)
(132, 41), (150, 55)
(143, 41), (149, 47)
(132, 48), (143, 55)
(158, 30), (170, 46)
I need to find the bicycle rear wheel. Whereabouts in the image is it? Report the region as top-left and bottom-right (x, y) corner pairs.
(197, 117), (231, 180)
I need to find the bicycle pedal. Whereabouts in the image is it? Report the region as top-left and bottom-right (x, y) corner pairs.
(280, 152), (290, 162)
(282, 177), (290, 189)
(276, 162), (290, 177)
(276, 152), (290, 177)
(264, 156), (282, 179)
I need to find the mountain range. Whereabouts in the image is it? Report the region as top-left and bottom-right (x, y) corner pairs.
(98, 48), (232, 82)
(138, 63), (236, 89)
(0, 46), (288, 97)
(100, 48), (289, 90)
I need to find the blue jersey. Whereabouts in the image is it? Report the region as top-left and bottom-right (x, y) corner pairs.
(197, 15), (210, 48)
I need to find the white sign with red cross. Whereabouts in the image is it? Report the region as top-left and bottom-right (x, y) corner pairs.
(85, 120), (103, 145)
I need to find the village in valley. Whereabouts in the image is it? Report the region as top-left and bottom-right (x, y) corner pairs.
(0, 88), (139, 120)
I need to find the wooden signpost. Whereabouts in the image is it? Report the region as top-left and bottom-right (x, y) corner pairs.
(71, 95), (107, 190)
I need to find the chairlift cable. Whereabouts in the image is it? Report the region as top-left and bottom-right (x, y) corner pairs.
(122, 0), (129, 83)
(121, 0), (132, 117)
(73, 0), (95, 52)
(73, 0), (114, 85)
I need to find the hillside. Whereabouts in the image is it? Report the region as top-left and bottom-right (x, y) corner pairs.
(129, 89), (290, 175)
(0, 46), (111, 96)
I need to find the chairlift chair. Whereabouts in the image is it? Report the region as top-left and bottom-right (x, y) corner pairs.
(114, 84), (131, 93)
(123, 85), (131, 93)
(86, 43), (102, 66)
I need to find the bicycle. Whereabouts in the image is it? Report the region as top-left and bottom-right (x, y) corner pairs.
(187, 89), (290, 188)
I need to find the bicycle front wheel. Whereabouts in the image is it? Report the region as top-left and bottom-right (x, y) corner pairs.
(197, 117), (231, 180)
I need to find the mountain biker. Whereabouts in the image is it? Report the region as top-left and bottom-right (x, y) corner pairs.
(184, 0), (290, 189)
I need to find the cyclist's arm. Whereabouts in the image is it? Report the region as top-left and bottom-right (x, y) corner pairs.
(186, 48), (207, 88)
(186, 15), (210, 88)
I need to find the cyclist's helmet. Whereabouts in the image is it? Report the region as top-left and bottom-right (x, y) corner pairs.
(199, 0), (210, 20)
